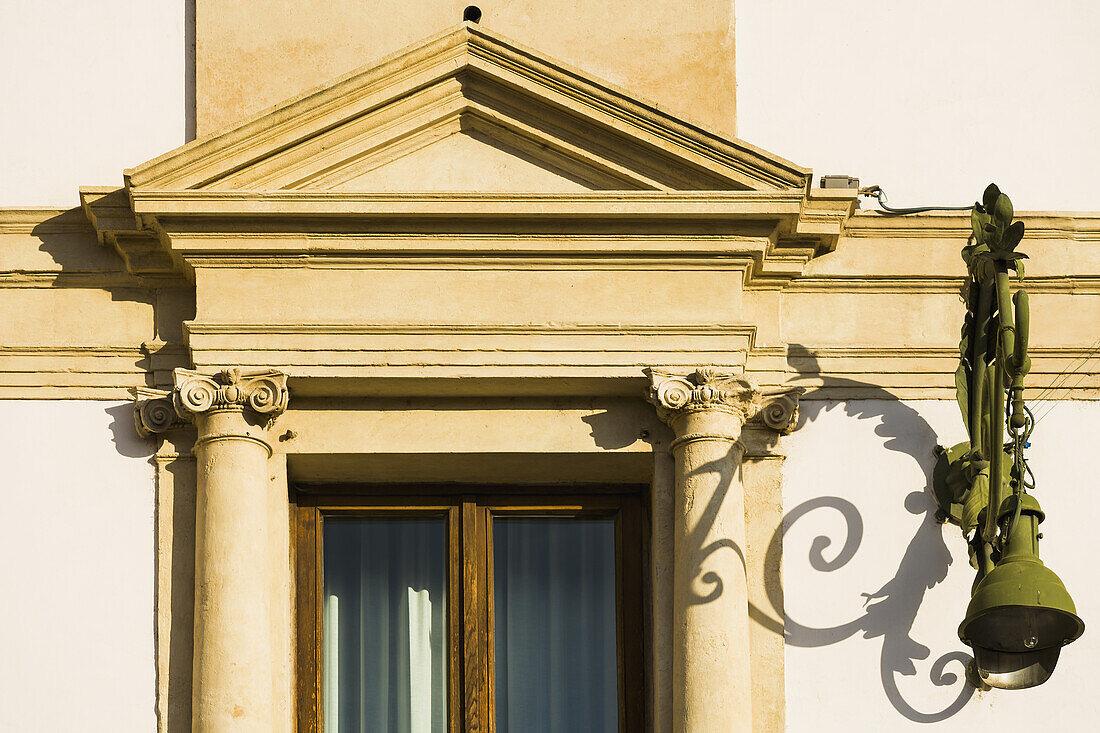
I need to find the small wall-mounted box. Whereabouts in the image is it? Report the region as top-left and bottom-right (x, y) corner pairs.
(819, 175), (860, 189)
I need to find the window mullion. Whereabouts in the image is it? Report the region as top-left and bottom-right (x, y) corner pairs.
(294, 504), (323, 733)
(447, 504), (463, 732)
(460, 499), (491, 733)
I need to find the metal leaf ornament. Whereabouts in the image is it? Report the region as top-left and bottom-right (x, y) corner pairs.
(949, 184), (1030, 539)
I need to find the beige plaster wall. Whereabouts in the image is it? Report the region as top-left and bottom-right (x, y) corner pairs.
(0, 210), (159, 398)
(194, 0), (736, 137)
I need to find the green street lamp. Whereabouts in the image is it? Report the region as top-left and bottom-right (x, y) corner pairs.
(933, 184), (1084, 689)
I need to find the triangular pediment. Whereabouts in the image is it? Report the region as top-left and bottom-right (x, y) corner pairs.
(125, 23), (810, 194)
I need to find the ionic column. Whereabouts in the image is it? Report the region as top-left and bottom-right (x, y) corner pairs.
(172, 367), (289, 732)
(647, 368), (799, 733)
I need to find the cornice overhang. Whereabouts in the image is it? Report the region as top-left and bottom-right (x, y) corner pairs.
(79, 187), (182, 283)
(121, 189), (857, 288)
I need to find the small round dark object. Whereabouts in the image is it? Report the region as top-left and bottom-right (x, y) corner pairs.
(463, 6), (482, 23)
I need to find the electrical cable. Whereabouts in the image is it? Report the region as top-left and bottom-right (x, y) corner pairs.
(1028, 337), (1100, 410)
(857, 185), (974, 215)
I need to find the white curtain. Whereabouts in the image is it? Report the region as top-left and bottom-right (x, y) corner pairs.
(323, 519), (446, 733)
(493, 518), (618, 732)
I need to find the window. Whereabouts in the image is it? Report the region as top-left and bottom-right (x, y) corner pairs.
(294, 488), (646, 733)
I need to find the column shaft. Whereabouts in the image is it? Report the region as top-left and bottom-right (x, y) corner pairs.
(192, 407), (275, 731)
(648, 368), (797, 733)
(669, 408), (752, 733)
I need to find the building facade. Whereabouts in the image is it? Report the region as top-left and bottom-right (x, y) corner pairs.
(2, 2), (1098, 732)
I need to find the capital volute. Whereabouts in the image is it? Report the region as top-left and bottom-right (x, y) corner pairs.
(754, 386), (804, 435)
(173, 368), (289, 423)
(132, 386), (183, 438)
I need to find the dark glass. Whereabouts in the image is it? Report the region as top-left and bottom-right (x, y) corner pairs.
(493, 517), (618, 733)
(322, 518), (447, 733)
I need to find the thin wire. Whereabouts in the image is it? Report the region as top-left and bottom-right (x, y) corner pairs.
(1033, 356), (1100, 425)
(1028, 336), (1100, 406)
(1028, 338), (1100, 403)
(1029, 339), (1100, 423)
(857, 185), (973, 215)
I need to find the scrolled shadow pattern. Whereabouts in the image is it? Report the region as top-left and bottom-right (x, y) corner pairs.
(761, 344), (975, 724)
(771, 493), (973, 723)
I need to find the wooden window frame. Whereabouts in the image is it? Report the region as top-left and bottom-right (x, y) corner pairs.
(293, 485), (648, 733)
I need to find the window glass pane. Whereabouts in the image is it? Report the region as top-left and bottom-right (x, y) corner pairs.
(493, 517), (618, 733)
(323, 518), (447, 733)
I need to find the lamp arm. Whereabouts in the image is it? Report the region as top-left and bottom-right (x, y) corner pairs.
(1009, 290), (1031, 427)
(996, 269), (1016, 379)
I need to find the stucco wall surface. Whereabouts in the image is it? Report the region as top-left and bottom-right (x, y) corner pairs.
(4, 2), (1099, 211)
(782, 399), (1099, 730)
(193, 0), (736, 138)
(0, 400), (156, 732)
(0, 1), (186, 207)
(737, 1), (1100, 210)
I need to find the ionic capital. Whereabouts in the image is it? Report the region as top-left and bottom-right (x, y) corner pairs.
(646, 367), (804, 439)
(753, 386), (804, 435)
(131, 386), (182, 438)
(132, 368), (289, 437)
(647, 367), (762, 423)
(173, 368), (289, 423)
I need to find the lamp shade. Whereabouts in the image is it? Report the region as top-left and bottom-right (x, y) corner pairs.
(959, 493), (1084, 689)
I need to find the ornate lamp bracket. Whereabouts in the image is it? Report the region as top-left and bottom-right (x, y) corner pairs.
(932, 184), (1082, 691)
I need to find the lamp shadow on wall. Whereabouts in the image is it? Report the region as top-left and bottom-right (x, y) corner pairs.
(684, 446), (748, 605)
(751, 343), (975, 723)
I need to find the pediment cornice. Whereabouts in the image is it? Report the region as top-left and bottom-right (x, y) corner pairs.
(79, 22), (858, 304)
(123, 23), (810, 194)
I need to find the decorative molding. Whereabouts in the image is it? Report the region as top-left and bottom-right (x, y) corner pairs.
(122, 190), (854, 287)
(0, 272), (149, 289)
(173, 368), (289, 423)
(846, 211), (1100, 240)
(128, 189), (807, 214)
(0, 346), (150, 399)
(184, 323), (756, 389)
(185, 322), (759, 337)
(0, 208), (92, 234)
